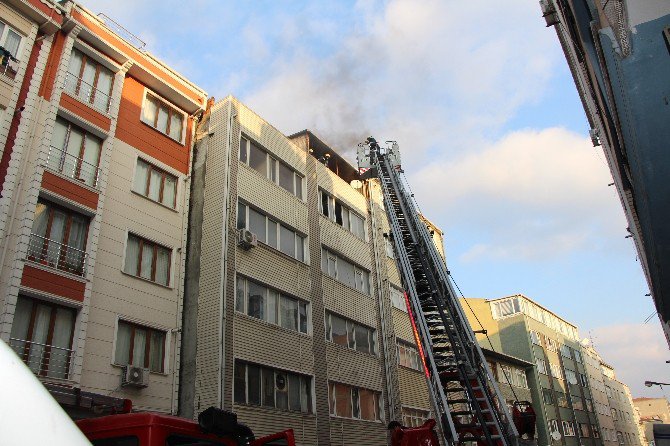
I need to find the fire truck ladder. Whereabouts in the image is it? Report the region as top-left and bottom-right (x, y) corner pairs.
(360, 138), (518, 446)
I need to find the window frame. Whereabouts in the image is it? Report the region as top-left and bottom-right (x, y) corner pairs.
(397, 341), (421, 371)
(326, 312), (376, 355)
(239, 136), (304, 200)
(132, 158), (178, 209)
(49, 117), (103, 187)
(401, 406), (431, 428)
(140, 90), (186, 143)
(113, 319), (167, 373)
(65, 48), (114, 112)
(319, 189), (366, 240)
(0, 19), (23, 60)
(328, 381), (382, 421)
(562, 421), (576, 437)
(321, 247), (370, 294)
(123, 233), (173, 287)
(390, 287), (407, 312)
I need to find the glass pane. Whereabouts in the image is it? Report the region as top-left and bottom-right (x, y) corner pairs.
(63, 127), (84, 178)
(142, 96), (158, 126)
(140, 243), (153, 280)
(266, 220), (277, 249)
(148, 169), (161, 202)
(338, 258), (355, 288)
(50, 119), (68, 155)
(347, 321), (355, 349)
(247, 365), (261, 405)
(328, 256), (336, 278)
(280, 296), (298, 331)
(67, 215), (87, 273)
(157, 107), (169, 133)
(300, 376), (310, 413)
(5, 29), (21, 58)
(262, 368), (275, 408)
(275, 373), (288, 410)
(9, 297), (32, 343)
(80, 136), (101, 186)
(248, 142), (267, 177)
(355, 326), (371, 354)
(236, 276), (245, 313)
(132, 327), (146, 367)
(133, 160), (149, 195)
(269, 157), (277, 183)
(94, 69), (112, 111)
(124, 235), (140, 276)
(115, 322), (131, 365)
(334, 201), (343, 225)
(359, 389), (376, 420)
(335, 383), (352, 418)
(169, 113), (183, 141)
(239, 138), (248, 164)
(155, 247), (170, 286)
(234, 361), (246, 404)
(149, 330), (165, 372)
(330, 315), (347, 346)
(162, 175), (176, 208)
(267, 290), (278, 325)
(288, 374), (301, 411)
(295, 176), (303, 200)
(47, 212), (66, 267)
(237, 202), (246, 230)
(342, 207), (349, 231)
(247, 281), (265, 320)
(299, 302), (307, 333)
(248, 208), (266, 244)
(79, 60), (96, 102)
(279, 226), (295, 258)
(296, 236), (304, 262)
(278, 162), (294, 194)
(320, 191), (329, 217)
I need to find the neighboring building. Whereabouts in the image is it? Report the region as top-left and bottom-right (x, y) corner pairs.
(583, 344), (617, 446)
(462, 295), (602, 446)
(633, 398), (670, 446)
(0, 0), (206, 417)
(601, 363), (643, 446)
(541, 0), (670, 343)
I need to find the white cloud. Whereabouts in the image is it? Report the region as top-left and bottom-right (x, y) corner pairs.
(590, 321), (669, 398)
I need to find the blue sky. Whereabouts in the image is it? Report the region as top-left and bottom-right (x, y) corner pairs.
(84, 0), (668, 396)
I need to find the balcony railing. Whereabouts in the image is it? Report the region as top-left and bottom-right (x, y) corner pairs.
(0, 46), (19, 80)
(63, 72), (111, 114)
(9, 337), (73, 380)
(45, 145), (100, 188)
(26, 233), (88, 277)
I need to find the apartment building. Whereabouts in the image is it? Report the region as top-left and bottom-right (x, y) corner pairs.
(633, 397), (670, 446)
(583, 344), (617, 446)
(601, 363), (643, 446)
(0, 0), (206, 416)
(462, 295), (602, 446)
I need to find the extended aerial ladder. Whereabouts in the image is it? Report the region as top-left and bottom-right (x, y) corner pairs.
(358, 138), (519, 446)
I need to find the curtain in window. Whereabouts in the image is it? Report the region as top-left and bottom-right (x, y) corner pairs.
(161, 176), (176, 207)
(27, 304), (51, 374)
(94, 69), (112, 111)
(67, 215), (87, 274)
(133, 160), (149, 194)
(132, 327), (146, 367)
(148, 169), (161, 202)
(49, 120), (68, 172)
(46, 211), (66, 268)
(115, 322), (131, 365)
(48, 308), (74, 378)
(80, 136), (101, 186)
(169, 113), (182, 140)
(355, 326), (370, 353)
(79, 59), (96, 102)
(157, 107), (169, 133)
(9, 297), (31, 357)
(124, 235), (139, 275)
(149, 330), (164, 372)
(155, 247), (169, 286)
(4, 29), (21, 58)
(29, 203), (48, 259)
(64, 127), (84, 179)
(143, 96), (158, 125)
(280, 296), (297, 331)
(140, 243), (153, 280)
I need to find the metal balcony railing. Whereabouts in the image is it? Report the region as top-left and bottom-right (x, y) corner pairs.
(9, 337), (73, 380)
(63, 72), (111, 114)
(26, 233), (88, 276)
(0, 46), (19, 80)
(45, 145), (100, 188)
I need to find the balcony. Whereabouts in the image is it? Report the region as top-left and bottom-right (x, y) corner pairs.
(9, 337), (73, 380)
(26, 233), (88, 277)
(63, 71), (111, 114)
(45, 145), (100, 188)
(0, 46), (19, 81)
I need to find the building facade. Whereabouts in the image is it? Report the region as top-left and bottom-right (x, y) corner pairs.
(0, 0), (206, 416)
(634, 397), (670, 446)
(601, 363), (643, 446)
(541, 0), (670, 343)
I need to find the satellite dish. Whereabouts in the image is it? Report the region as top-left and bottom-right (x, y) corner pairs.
(551, 431), (562, 441)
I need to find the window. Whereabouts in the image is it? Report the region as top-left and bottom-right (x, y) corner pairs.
(556, 392), (568, 408)
(65, 48), (113, 113)
(326, 312), (376, 355)
(542, 389), (554, 405)
(401, 407), (430, 428)
(48, 117), (103, 188)
(0, 20), (22, 76)
(571, 394), (584, 410)
(549, 362), (563, 380)
(565, 369), (578, 385)
(497, 364), (528, 389)
(546, 338), (558, 352)
(234, 360), (311, 413)
(536, 358), (547, 374)
(320, 189), (365, 240)
(390, 287), (407, 312)
(585, 398), (593, 412)
(617, 431), (625, 445)
(563, 421), (576, 437)
(559, 344), (572, 359)
(328, 382), (381, 421)
(9, 296), (76, 379)
(141, 92), (184, 142)
(132, 159), (177, 208)
(237, 202), (306, 262)
(114, 320), (166, 373)
(593, 426), (600, 438)
(123, 234), (171, 286)
(579, 423), (590, 438)
(239, 137), (304, 200)
(28, 200), (89, 276)
(573, 349), (582, 363)
(385, 238), (394, 258)
(530, 330), (541, 345)
(579, 373), (588, 387)
(611, 408), (618, 420)
(490, 297), (520, 319)
(548, 420), (559, 436)
(321, 247), (370, 294)
(514, 368), (529, 388)
(236, 276), (308, 334)
(397, 341), (421, 371)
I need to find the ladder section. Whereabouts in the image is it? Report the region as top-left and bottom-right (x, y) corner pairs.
(363, 139), (518, 446)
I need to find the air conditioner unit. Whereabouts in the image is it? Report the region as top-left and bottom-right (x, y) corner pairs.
(121, 365), (149, 388)
(237, 229), (257, 250)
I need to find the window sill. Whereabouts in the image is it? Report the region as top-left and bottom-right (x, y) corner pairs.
(120, 270), (173, 290)
(24, 259), (88, 282)
(139, 119), (184, 145)
(42, 166), (101, 195)
(111, 362), (168, 376)
(329, 415), (383, 424)
(233, 402), (314, 417)
(238, 162), (306, 204)
(131, 190), (179, 213)
(62, 89), (113, 118)
(234, 311), (311, 338)
(327, 340), (378, 358)
(319, 214), (366, 242)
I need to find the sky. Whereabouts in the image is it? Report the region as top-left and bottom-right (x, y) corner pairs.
(82, 0), (668, 397)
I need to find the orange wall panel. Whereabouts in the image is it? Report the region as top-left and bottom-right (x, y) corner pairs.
(39, 31), (66, 100)
(59, 94), (112, 132)
(41, 171), (99, 209)
(21, 265), (86, 302)
(27, 0), (64, 25)
(115, 76), (191, 174)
